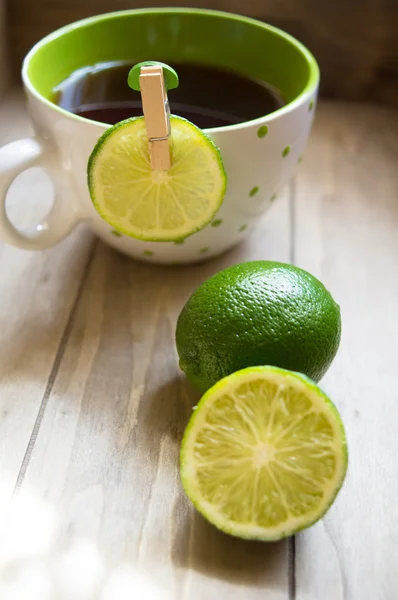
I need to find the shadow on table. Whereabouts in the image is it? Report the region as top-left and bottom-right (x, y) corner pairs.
(171, 496), (288, 591)
(138, 374), (200, 448)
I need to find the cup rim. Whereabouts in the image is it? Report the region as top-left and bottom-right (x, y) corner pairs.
(22, 7), (320, 133)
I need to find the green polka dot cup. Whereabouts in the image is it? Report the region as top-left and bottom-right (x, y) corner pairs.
(0, 9), (318, 263)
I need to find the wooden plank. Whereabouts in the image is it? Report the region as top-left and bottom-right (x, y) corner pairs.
(0, 89), (94, 521)
(0, 192), (292, 598)
(293, 102), (398, 599)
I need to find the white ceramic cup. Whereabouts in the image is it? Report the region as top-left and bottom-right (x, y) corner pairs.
(0, 9), (319, 264)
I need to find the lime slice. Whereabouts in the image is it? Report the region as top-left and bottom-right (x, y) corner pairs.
(87, 116), (226, 241)
(180, 366), (347, 541)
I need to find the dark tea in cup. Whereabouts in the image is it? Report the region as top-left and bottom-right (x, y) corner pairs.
(53, 61), (285, 128)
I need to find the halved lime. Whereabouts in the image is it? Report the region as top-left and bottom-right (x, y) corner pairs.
(180, 366), (347, 541)
(87, 116), (226, 241)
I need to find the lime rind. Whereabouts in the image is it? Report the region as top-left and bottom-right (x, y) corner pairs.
(127, 61), (179, 91)
(180, 366), (348, 541)
(87, 115), (226, 242)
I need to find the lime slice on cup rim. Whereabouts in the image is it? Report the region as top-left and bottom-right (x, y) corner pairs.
(87, 115), (226, 241)
(180, 366), (347, 541)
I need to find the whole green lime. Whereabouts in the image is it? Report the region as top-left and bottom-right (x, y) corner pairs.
(176, 261), (341, 393)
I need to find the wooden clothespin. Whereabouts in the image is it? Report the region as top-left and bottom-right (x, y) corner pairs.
(140, 65), (171, 170)
(128, 62), (179, 171)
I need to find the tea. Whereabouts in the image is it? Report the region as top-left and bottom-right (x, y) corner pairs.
(53, 61), (285, 129)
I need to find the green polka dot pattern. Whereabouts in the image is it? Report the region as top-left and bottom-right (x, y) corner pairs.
(282, 146), (291, 157)
(143, 250), (154, 257)
(309, 99), (315, 111)
(200, 247), (209, 254)
(111, 230), (122, 237)
(239, 224), (248, 232)
(257, 125), (268, 138)
(249, 186), (259, 197)
(211, 219), (223, 228)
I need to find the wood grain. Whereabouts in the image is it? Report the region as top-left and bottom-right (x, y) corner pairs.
(7, 0), (398, 107)
(0, 89), (94, 526)
(0, 191), (292, 598)
(2, 89), (398, 598)
(293, 103), (398, 599)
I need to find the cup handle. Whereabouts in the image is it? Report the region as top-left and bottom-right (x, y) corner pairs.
(0, 137), (82, 250)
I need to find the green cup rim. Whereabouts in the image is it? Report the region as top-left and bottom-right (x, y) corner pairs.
(22, 8), (320, 133)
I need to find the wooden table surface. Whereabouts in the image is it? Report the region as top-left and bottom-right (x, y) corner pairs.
(1, 89), (398, 600)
